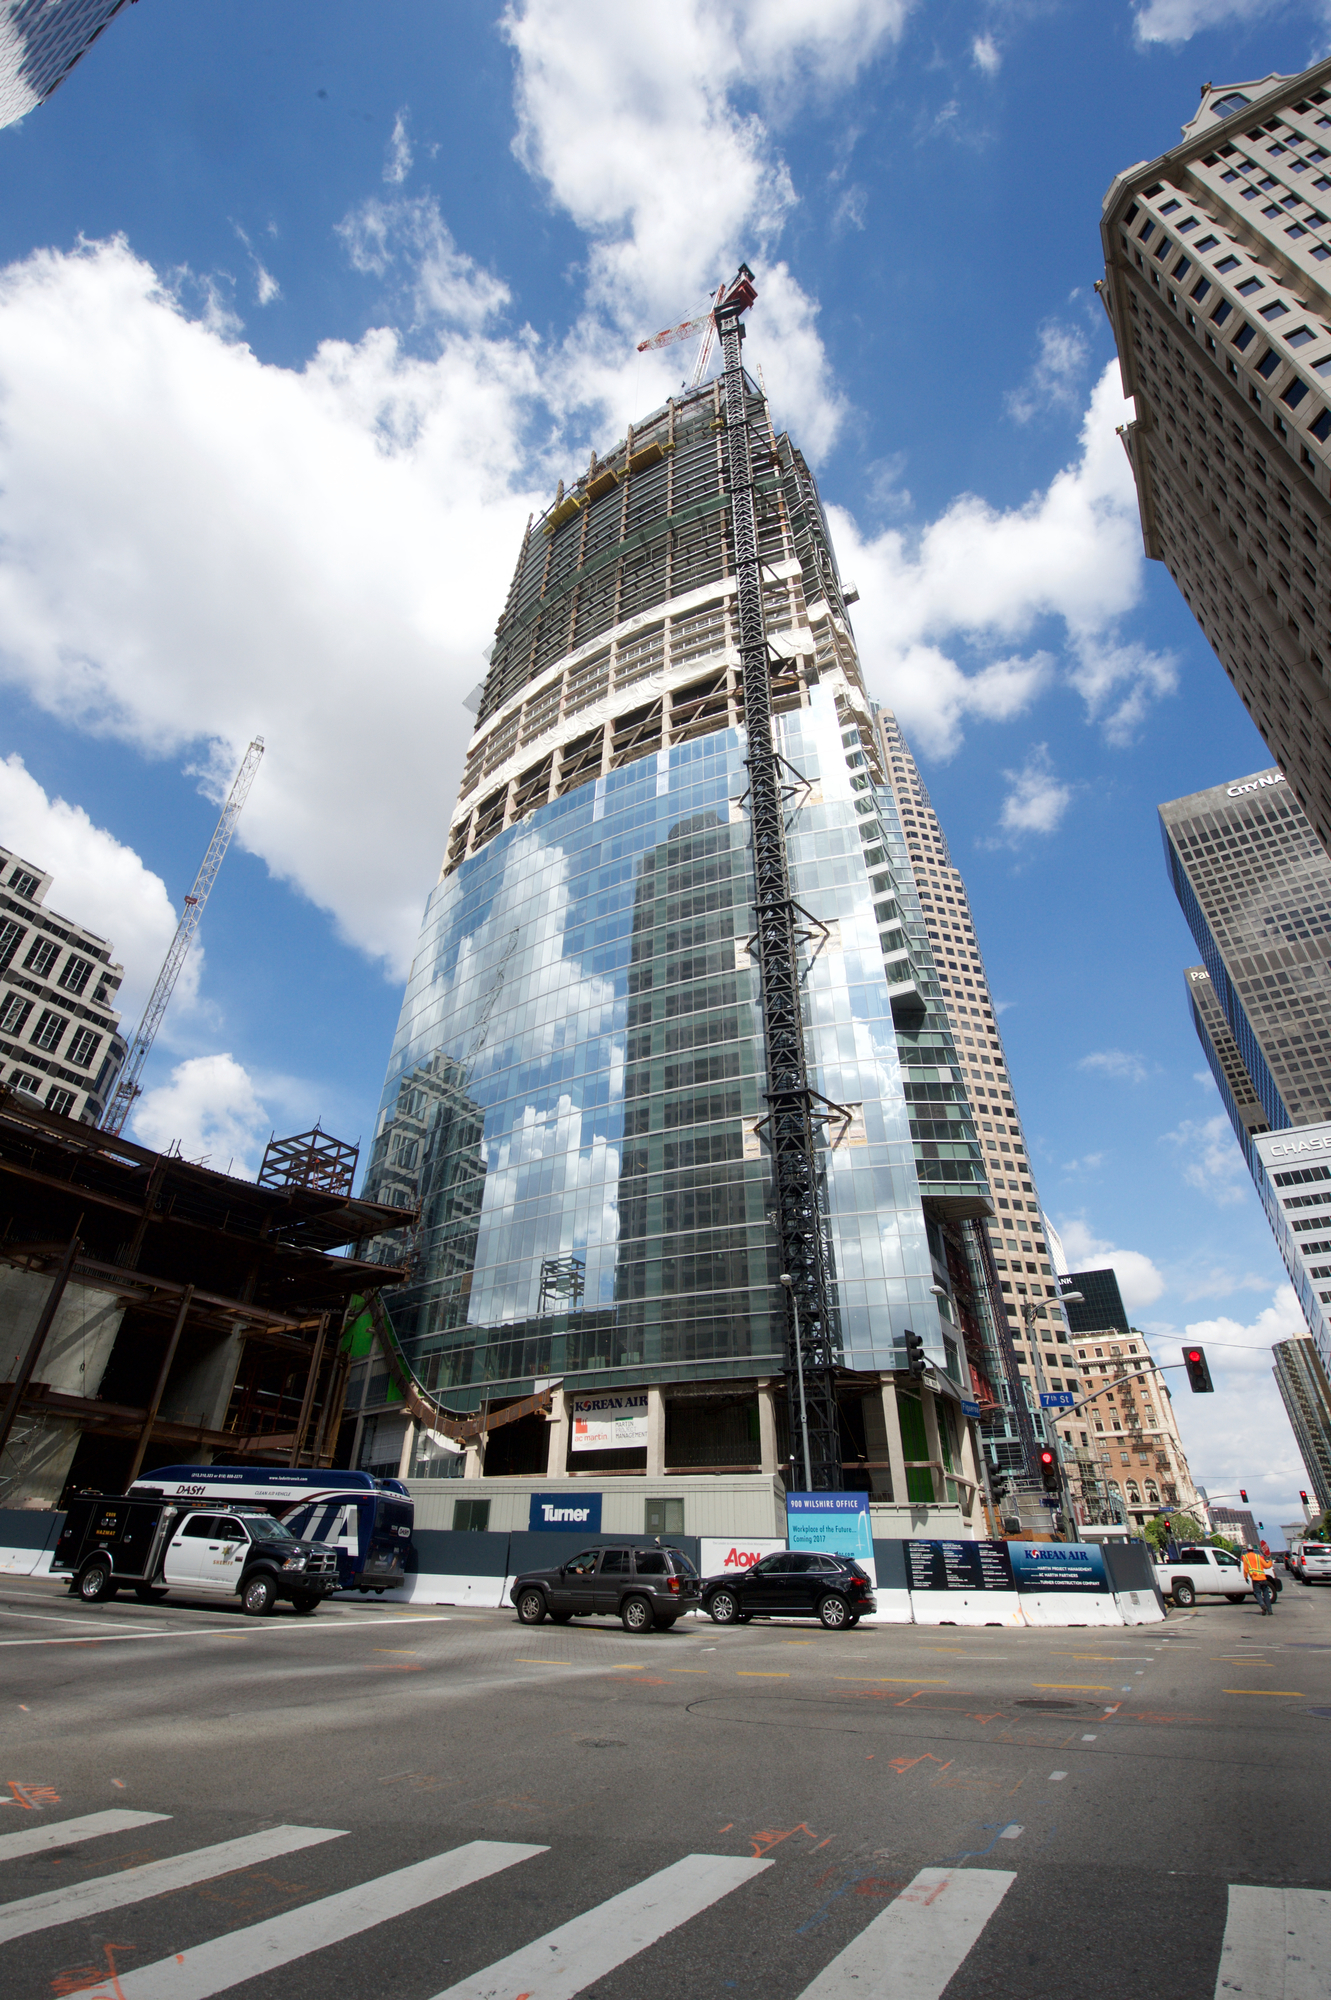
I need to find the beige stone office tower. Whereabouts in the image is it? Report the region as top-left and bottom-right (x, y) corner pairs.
(877, 713), (1079, 1491)
(1101, 62), (1331, 857)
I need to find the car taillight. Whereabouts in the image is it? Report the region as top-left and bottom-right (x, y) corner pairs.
(668, 1576), (681, 1593)
(851, 1579), (866, 1594)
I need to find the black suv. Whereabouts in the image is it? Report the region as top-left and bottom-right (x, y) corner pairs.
(701, 1551), (875, 1628)
(510, 1545), (701, 1633)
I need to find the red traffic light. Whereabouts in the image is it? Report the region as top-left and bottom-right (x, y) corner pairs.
(1183, 1346), (1214, 1393)
(1301, 1491), (1310, 1506)
(1239, 1489), (1249, 1504)
(1038, 1446), (1059, 1491)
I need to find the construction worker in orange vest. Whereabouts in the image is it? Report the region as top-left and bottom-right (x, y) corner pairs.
(1242, 1544), (1275, 1614)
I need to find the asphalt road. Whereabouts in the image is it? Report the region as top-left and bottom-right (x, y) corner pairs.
(0, 1574), (1328, 1999)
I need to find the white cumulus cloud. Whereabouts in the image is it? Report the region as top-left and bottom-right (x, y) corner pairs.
(130, 1052), (269, 1175)
(1054, 1217), (1166, 1311)
(992, 744), (1072, 843)
(837, 363), (1175, 757)
(1163, 1112), (1251, 1208)
(1079, 1048), (1151, 1084)
(1006, 319), (1089, 424)
(1132, 0), (1289, 46)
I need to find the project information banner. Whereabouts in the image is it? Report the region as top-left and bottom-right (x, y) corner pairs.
(1006, 1542), (1110, 1592)
(906, 1540), (1016, 1592)
(786, 1492), (873, 1562)
(571, 1392), (648, 1452)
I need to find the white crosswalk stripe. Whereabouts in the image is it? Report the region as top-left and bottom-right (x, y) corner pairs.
(793, 1866), (1017, 2000)
(1215, 1884), (1331, 1998)
(0, 1808), (168, 1862)
(0, 1822), (345, 1945)
(103, 1840), (546, 2000)
(428, 1852), (772, 2000)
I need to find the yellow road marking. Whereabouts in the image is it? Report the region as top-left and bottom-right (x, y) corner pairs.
(833, 1677), (951, 1685)
(609, 1664), (646, 1671)
(1222, 1689), (1304, 1696)
(737, 1671), (790, 1677)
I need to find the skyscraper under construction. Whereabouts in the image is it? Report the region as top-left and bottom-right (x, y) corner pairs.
(357, 276), (1033, 1539)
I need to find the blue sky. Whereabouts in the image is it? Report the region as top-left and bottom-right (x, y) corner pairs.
(2, 0), (1330, 1535)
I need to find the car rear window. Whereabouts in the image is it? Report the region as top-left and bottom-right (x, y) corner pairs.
(634, 1551), (666, 1575)
(668, 1553), (697, 1576)
(1305, 1543), (1330, 1553)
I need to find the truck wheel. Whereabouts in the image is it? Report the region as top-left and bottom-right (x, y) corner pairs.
(290, 1594), (321, 1616)
(1172, 1580), (1195, 1607)
(516, 1588), (547, 1624)
(243, 1574), (276, 1616)
(621, 1595), (653, 1633)
(77, 1560), (114, 1603)
(134, 1585), (168, 1604)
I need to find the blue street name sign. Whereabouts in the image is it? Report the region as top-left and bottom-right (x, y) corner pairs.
(960, 1400), (981, 1420)
(1040, 1392), (1075, 1408)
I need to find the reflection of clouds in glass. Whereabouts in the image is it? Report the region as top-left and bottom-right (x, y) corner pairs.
(474, 1093), (621, 1321)
(409, 824), (625, 1326)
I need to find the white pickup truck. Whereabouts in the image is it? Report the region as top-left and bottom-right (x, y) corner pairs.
(1154, 1543), (1250, 1607)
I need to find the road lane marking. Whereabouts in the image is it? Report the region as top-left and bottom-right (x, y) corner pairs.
(1222, 1689), (1305, 1696)
(102, 1840), (545, 1999)
(736, 1672), (790, 1678)
(429, 1853), (771, 2000)
(1216, 1883), (1331, 1998)
(1031, 1684), (1113, 1691)
(0, 1823), (346, 1944)
(0, 1809), (168, 1863)
(1049, 1773), (1068, 1781)
(792, 1865), (1016, 1999)
(833, 1678), (951, 1685)
(0, 1614), (460, 1650)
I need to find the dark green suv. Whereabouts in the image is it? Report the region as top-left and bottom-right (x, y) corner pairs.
(510, 1545), (701, 1633)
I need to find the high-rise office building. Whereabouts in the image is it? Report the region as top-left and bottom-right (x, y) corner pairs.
(0, 844), (126, 1124)
(0, 0), (130, 130)
(1162, 767), (1331, 1133)
(1162, 767), (1331, 1370)
(1273, 1333), (1331, 1511)
(874, 716), (1075, 1494)
(1101, 60), (1331, 859)
(359, 353), (1029, 1538)
(1052, 1266), (1207, 1529)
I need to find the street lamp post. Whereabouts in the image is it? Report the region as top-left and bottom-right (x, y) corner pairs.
(779, 1273), (813, 1491)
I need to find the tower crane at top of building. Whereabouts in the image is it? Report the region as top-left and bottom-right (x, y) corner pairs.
(100, 737), (265, 1139)
(636, 278), (737, 387)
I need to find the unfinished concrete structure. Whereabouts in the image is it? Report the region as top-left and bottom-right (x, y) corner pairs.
(0, 1088), (403, 1508)
(361, 301), (1028, 1542)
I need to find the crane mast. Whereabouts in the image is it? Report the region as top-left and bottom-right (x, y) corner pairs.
(100, 738), (265, 1139)
(713, 267), (844, 1489)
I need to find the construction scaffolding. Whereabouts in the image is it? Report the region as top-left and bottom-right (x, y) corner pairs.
(258, 1125), (359, 1197)
(0, 1086), (406, 1505)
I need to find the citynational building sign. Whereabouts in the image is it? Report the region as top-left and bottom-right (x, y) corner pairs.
(1253, 1121), (1331, 1371)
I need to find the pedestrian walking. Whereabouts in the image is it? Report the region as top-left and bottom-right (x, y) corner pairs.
(1242, 1544), (1275, 1614)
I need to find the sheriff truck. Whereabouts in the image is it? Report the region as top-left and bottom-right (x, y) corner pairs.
(52, 1490), (340, 1615)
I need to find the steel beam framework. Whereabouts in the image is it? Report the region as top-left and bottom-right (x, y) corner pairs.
(714, 268), (842, 1490)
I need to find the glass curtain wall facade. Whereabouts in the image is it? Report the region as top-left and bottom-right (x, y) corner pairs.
(1163, 767), (1331, 1367)
(360, 374), (1003, 1516)
(1273, 1334), (1331, 1511)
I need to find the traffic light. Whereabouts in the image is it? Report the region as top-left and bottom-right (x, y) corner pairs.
(903, 1328), (926, 1379)
(1183, 1346), (1214, 1393)
(1038, 1446), (1059, 1492)
(1301, 1491), (1310, 1508)
(1239, 1489), (1249, 1504)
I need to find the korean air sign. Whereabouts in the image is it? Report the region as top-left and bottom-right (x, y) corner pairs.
(528, 1493), (602, 1533)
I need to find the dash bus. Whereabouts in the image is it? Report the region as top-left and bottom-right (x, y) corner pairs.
(129, 1467), (413, 1593)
